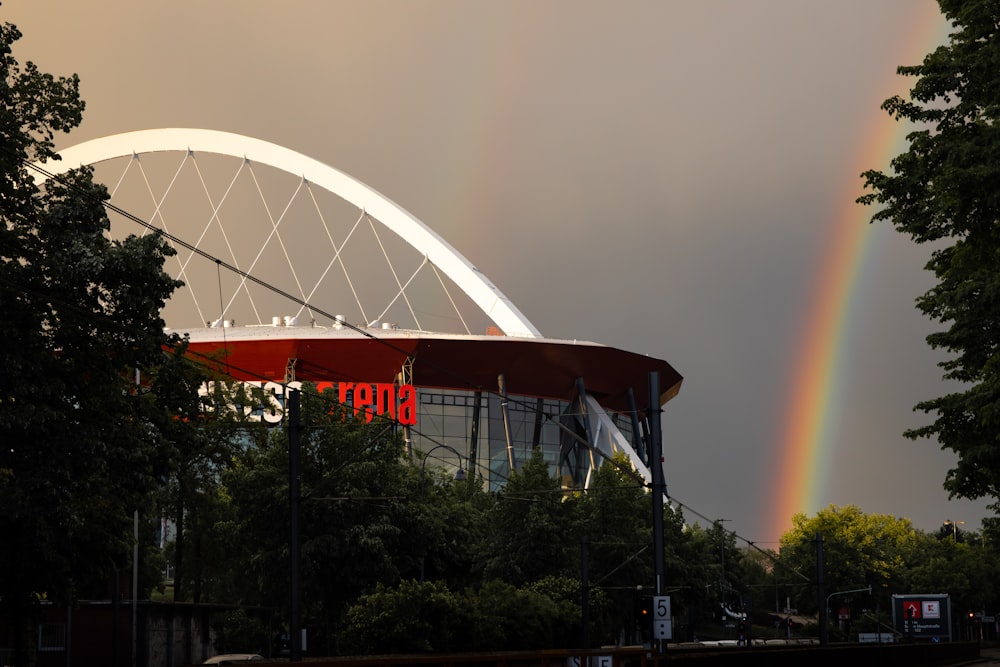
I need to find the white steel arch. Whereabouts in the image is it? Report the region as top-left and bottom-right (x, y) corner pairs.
(37, 128), (542, 339)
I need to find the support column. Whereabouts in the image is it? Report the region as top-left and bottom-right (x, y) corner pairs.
(626, 388), (647, 465)
(498, 374), (515, 471)
(469, 390), (482, 480)
(399, 357), (414, 459)
(575, 378), (597, 485)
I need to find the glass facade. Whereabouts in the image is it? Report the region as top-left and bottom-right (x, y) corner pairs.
(206, 380), (644, 493)
(408, 387), (638, 492)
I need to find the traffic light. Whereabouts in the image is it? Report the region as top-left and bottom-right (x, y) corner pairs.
(639, 597), (653, 641)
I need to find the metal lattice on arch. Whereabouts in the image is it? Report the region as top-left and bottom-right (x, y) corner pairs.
(36, 128), (541, 339)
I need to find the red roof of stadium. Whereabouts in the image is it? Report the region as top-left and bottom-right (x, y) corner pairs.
(183, 326), (682, 413)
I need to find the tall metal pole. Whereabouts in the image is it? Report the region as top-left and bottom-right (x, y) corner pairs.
(132, 509), (138, 667)
(581, 537), (590, 649)
(817, 532), (827, 646)
(649, 372), (665, 652)
(649, 372), (664, 593)
(289, 389), (302, 661)
(132, 370), (140, 667)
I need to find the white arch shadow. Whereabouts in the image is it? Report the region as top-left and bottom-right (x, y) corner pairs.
(36, 128), (541, 339)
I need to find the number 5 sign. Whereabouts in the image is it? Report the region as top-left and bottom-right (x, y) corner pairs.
(653, 596), (672, 639)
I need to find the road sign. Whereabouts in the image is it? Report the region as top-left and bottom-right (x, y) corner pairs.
(893, 594), (952, 642)
(653, 596), (672, 640)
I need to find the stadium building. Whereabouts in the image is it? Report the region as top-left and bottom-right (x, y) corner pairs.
(40, 128), (683, 490)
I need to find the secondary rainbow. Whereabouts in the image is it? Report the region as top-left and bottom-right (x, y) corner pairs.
(768, 5), (950, 543)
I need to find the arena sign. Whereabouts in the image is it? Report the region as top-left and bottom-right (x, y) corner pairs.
(200, 380), (417, 426)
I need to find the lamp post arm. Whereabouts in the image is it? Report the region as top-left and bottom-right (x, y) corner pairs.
(826, 585), (873, 618)
(419, 444), (467, 500)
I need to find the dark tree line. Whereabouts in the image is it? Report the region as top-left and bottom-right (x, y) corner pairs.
(170, 390), (1000, 653)
(177, 385), (704, 654)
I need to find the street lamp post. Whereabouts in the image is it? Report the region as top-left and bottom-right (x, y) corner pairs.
(944, 519), (966, 541)
(418, 444), (467, 582)
(419, 444), (467, 499)
(825, 585), (871, 638)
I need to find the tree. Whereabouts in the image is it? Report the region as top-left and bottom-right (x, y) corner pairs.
(778, 505), (923, 615)
(679, 522), (755, 631)
(338, 576), (592, 654)
(526, 575), (607, 649)
(467, 579), (563, 650)
(478, 448), (575, 585)
(337, 580), (471, 654)
(220, 386), (416, 652)
(574, 453), (654, 644)
(905, 537), (996, 617)
(858, 1), (1000, 508)
(410, 448), (487, 589)
(0, 17), (184, 664)
(161, 376), (267, 603)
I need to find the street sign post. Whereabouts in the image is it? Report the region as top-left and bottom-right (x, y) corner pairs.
(653, 596), (672, 640)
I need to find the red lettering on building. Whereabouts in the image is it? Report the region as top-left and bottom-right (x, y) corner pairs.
(398, 385), (416, 425)
(353, 383), (372, 421)
(200, 380), (418, 426)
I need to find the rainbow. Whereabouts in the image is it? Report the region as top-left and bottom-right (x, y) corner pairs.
(768, 4), (950, 542)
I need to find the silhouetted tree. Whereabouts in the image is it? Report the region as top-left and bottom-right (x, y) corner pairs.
(479, 448), (575, 585)
(0, 17), (183, 664)
(859, 0), (1000, 515)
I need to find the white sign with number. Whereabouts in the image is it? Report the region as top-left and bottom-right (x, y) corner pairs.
(653, 595), (672, 639)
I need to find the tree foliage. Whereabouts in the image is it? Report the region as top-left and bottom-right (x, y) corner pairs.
(780, 505), (925, 614)
(218, 387), (425, 652)
(479, 448), (575, 585)
(773, 504), (1000, 632)
(0, 16), (187, 664)
(906, 537), (996, 613)
(859, 1), (1000, 506)
(338, 580), (470, 654)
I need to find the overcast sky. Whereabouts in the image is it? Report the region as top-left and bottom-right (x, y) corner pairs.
(6, 0), (989, 546)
